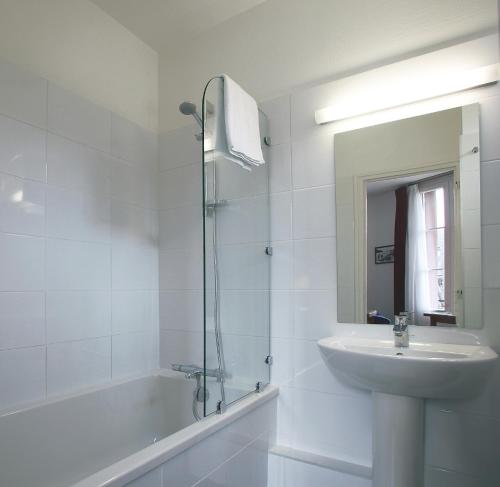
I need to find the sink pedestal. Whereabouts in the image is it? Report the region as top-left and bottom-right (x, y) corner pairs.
(372, 392), (424, 487)
(318, 333), (497, 487)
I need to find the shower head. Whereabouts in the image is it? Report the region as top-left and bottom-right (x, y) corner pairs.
(179, 101), (197, 116)
(179, 101), (202, 128)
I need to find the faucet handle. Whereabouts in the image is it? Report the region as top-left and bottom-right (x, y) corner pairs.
(393, 314), (408, 332)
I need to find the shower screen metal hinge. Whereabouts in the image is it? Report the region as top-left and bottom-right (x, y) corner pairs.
(265, 355), (273, 366)
(265, 246), (273, 256)
(256, 382), (267, 393)
(216, 400), (226, 415)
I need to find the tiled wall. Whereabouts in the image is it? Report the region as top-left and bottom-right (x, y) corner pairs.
(263, 82), (500, 486)
(123, 397), (276, 487)
(157, 125), (204, 370)
(260, 94), (374, 482)
(0, 60), (159, 411)
(138, 56), (500, 487)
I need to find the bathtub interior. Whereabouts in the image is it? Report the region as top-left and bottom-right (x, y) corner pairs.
(0, 372), (197, 487)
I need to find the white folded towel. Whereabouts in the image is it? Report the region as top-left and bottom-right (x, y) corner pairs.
(214, 74), (265, 170)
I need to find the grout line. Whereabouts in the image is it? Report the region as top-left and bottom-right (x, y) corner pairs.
(191, 432), (271, 486)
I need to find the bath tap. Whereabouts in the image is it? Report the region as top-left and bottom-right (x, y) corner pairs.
(171, 363), (225, 382)
(393, 314), (409, 348)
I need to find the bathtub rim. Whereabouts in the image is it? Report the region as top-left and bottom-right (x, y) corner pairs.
(65, 374), (278, 487)
(0, 369), (185, 419)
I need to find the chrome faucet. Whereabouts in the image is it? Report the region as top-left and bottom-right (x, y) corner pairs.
(393, 314), (409, 348)
(171, 363), (225, 382)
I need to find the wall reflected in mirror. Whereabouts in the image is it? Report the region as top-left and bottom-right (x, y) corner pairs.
(335, 105), (482, 328)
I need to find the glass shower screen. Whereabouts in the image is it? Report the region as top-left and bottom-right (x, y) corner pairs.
(202, 77), (271, 416)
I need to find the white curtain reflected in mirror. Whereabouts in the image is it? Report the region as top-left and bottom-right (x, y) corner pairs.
(406, 183), (431, 325)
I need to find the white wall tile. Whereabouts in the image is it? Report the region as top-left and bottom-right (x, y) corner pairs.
(111, 158), (151, 208)
(271, 192), (292, 242)
(111, 201), (151, 245)
(481, 160), (500, 225)
(159, 330), (203, 368)
(0, 346), (45, 410)
(215, 158), (268, 201)
(425, 466), (496, 487)
(125, 467), (162, 487)
(292, 186), (335, 239)
(219, 334), (269, 386)
(294, 238), (336, 290)
(0, 292), (45, 350)
(46, 186), (110, 243)
(430, 360), (500, 421)
(484, 288), (500, 349)
(271, 338), (295, 386)
(479, 95), (500, 163)
(482, 224), (500, 288)
(271, 291), (293, 338)
(159, 249), (203, 291)
(112, 242), (155, 290)
(0, 173), (45, 235)
(46, 291), (111, 343)
(0, 115), (46, 181)
(425, 408), (500, 479)
(159, 291), (203, 332)
(292, 133), (334, 189)
(112, 332), (157, 379)
(462, 209), (481, 249)
(48, 83), (111, 152)
(0, 61), (47, 128)
(225, 436), (269, 487)
(111, 114), (157, 167)
(291, 338), (369, 398)
(159, 163), (201, 210)
(46, 238), (110, 290)
(47, 337), (111, 396)
(112, 291), (154, 334)
(160, 403), (274, 487)
(47, 134), (111, 196)
(217, 195), (269, 245)
(0, 76), (159, 410)
(260, 95), (291, 146)
(216, 242), (269, 291)
(293, 290), (336, 340)
(219, 290), (269, 337)
(278, 386), (372, 465)
(462, 248), (482, 288)
(159, 124), (200, 171)
(0, 234), (44, 291)
(269, 454), (370, 487)
(269, 143), (292, 194)
(271, 241), (293, 290)
(159, 204), (203, 252)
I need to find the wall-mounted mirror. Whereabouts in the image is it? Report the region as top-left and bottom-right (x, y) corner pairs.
(335, 105), (481, 328)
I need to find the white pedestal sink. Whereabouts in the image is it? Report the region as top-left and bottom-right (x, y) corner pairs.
(318, 330), (497, 487)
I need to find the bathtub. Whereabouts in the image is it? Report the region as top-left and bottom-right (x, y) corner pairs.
(0, 370), (278, 487)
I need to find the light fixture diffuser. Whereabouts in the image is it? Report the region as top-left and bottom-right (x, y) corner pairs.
(315, 64), (499, 125)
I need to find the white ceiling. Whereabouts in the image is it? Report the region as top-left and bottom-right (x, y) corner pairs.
(367, 170), (450, 195)
(90, 0), (267, 51)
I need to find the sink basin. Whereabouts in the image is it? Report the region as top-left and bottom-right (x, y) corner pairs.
(318, 332), (497, 487)
(318, 335), (497, 399)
